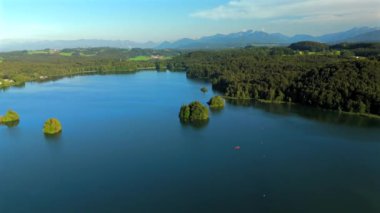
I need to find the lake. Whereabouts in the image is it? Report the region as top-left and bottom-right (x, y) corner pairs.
(1, 71), (380, 213)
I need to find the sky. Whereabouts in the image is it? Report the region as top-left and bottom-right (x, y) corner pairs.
(0, 0), (379, 42)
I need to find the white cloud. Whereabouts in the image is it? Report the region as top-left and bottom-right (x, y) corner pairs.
(191, 0), (380, 23)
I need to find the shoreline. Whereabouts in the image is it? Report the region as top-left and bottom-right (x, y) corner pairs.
(0, 67), (157, 90)
(222, 95), (380, 120)
(1, 69), (379, 120)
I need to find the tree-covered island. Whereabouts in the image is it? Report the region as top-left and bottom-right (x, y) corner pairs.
(208, 96), (225, 109)
(0, 110), (20, 123)
(179, 101), (209, 123)
(43, 118), (62, 135)
(201, 87), (208, 93)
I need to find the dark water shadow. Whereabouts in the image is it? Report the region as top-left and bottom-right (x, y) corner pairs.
(0, 86), (10, 92)
(44, 132), (63, 142)
(226, 99), (380, 128)
(180, 119), (209, 130)
(186, 76), (210, 84)
(226, 99), (252, 107)
(0, 120), (20, 128)
(0, 83), (25, 92)
(44, 132), (63, 153)
(209, 107), (225, 115)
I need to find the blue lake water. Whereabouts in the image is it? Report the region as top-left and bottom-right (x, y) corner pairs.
(1, 71), (380, 213)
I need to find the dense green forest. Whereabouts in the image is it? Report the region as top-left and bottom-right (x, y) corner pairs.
(289, 41), (330, 52)
(167, 43), (380, 116)
(1, 43), (380, 116)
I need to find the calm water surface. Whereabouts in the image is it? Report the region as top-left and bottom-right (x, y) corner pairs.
(1, 71), (380, 213)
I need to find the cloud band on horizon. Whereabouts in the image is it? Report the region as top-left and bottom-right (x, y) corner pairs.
(191, 0), (380, 22)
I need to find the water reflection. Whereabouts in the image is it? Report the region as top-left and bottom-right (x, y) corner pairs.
(0, 86), (10, 92)
(226, 99), (380, 127)
(0, 120), (20, 128)
(35, 71), (140, 84)
(180, 119), (209, 129)
(209, 107), (224, 115)
(226, 99), (252, 106)
(44, 132), (62, 142)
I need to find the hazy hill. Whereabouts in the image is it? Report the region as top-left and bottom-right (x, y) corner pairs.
(318, 27), (378, 43)
(344, 30), (380, 43)
(1, 27), (379, 52)
(157, 27), (380, 49)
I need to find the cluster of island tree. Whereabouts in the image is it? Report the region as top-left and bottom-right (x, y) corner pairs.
(0, 110), (20, 127)
(0, 109), (62, 135)
(200, 87), (208, 93)
(179, 95), (225, 124)
(43, 118), (62, 135)
(208, 96), (225, 109)
(0, 42), (379, 117)
(179, 101), (209, 123)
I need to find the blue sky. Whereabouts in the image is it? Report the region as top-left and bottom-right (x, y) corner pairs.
(0, 0), (379, 42)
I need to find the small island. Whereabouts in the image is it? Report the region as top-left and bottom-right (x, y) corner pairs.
(0, 110), (20, 123)
(179, 101), (209, 123)
(201, 87), (208, 93)
(208, 96), (225, 109)
(43, 118), (62, 135)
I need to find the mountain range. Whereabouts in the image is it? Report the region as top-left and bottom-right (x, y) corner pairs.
(157, 27), (380, 49)
(1, 27), (379, 52)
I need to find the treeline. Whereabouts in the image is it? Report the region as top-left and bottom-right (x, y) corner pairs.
(0, 48), (178, 88)
(289, 41), (380, 57)
(167, 46), (380, 116)
(330, 43), (380, 57)
(289, 41), (329, 52)
(1, 45), (379, 116)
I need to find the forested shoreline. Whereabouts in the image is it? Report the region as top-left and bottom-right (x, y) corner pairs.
(1, 43), (379, 116)
(167, 44), (380, 116)
(0, 48), (178, 88)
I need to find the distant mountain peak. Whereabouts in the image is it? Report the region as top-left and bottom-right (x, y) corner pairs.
(155, 26), (380, 49)
(1, 26), (379, 52)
